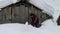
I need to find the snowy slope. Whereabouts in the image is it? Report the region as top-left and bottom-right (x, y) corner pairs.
(0, 23), (51, 34)
(0, 19), (60, 34)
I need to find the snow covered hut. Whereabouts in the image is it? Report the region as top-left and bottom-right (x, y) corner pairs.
(0, 0), (52, 24)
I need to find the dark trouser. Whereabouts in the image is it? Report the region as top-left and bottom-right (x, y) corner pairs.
(31, 22), (39, 27)
(57, 22), (60, 25)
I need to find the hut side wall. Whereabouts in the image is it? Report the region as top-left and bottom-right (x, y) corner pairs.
(1, 4), (52, 24)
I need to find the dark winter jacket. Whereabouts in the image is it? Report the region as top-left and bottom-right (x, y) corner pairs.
(30, 13), (41, 28)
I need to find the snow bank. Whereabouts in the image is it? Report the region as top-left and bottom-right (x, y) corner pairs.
(41, 19), (60, 34)
(0, 19), (60, 34)
(0, 23), (51, 34)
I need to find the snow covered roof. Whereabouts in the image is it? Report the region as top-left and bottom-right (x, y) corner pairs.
(0, 0), (18, 8)
(0, 0), (60, 10)
(0, 0), (60, 21)
(0, 0), (54, 15)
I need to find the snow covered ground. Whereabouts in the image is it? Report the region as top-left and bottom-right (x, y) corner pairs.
(0, 19), (60, 34)
(0, 0), (60, 34)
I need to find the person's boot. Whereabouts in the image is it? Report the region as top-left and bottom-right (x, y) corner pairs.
(37, 24), (42, 28)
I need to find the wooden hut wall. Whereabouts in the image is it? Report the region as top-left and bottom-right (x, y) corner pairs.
(1, 3), (52, 24)
(1, 4), (43, 24)
(13, 5), (29, 23)
(28, 6), (52, 24)
(28, 6), (43, 24)
(2, 4), (29, 24)
(0, 10), (3, 23)
(2, 7), (12, 23)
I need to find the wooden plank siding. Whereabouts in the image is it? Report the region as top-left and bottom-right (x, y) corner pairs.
(0, 2), (52, 24)
(2, 7), (12, 23)
(28, 6), (52, 24)
(0, 10), (3, 23)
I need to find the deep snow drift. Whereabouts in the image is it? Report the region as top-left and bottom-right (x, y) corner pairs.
(0, 19), (60, 34)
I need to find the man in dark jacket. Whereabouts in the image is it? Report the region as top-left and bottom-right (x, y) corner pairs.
(30, 13), (41, 28)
